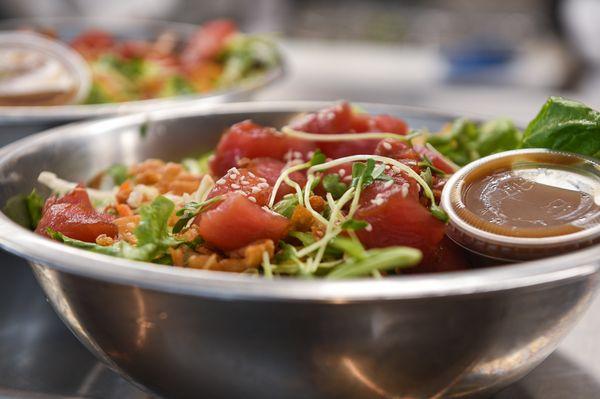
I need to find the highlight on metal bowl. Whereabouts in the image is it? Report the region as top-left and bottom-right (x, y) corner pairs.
(4, 96), (600, 278)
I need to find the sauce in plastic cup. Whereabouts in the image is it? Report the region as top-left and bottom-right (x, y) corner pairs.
(0, 32), (90, 106)
(441, 149), (600, 261)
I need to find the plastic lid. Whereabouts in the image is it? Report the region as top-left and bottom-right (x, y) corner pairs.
(441, 149), (600, 261)
(0, 32), (90, 106)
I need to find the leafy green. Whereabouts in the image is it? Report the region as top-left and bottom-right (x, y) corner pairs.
(310, 149), (326, 166)
(48, 228), (160, 261)
(106, 164), (129, 186)
(98, 55), (147, 81)
(478, 118), (522, 157)
(420, 167), (433, 187)
(418, 155), (448, 176)
(288, 231), (316, 246)
(160, 75), (195, 97)
(197, 151), (214, 174)
(273, 195), (299, 219)
(218, 34), (280, 87)
(522, 96), (600, 157)
(341, 219), (369, 231)
(351, 159), (376, 188)
(3, 190), (44, 229)
(135, 196), (175, 246)
(322, 174), (348, 199)
(427, 118), (479, 166)
(327, 246), (422, 279)
(172, 196), (223, 233)
(84, 82), (112, 104)
(426, 117), (521, 166)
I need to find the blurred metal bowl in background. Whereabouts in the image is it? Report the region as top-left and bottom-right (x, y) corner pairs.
(0, 17), (285, 126)
(0, 102), (598, 399)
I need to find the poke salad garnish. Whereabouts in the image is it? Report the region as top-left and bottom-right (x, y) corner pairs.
(27, 19), (280, 104)
(10, 97), (599, 278)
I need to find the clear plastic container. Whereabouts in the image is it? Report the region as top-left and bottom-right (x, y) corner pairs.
(0, 32), (90, 106)
(441, 149), (600, 261)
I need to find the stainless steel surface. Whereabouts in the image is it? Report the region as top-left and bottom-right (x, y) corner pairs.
(0, 101), (598, 398)
(0, 17), (284, 125)
(2, 251), (600, 399)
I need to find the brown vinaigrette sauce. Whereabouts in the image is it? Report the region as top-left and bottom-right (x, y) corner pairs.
(459, 153), (600, 238)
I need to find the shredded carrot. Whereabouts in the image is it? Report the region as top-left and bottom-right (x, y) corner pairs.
(116, 203), (133, 217)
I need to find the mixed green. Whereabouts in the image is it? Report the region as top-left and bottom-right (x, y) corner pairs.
(67, 19), (280, 104)
(4, 96), (599, 278)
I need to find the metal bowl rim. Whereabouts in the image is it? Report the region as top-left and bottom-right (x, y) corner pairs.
(0, 100), (598, 301)
(0, 16), (285, 124)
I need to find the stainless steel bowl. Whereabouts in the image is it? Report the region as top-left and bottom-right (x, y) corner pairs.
(0, 17), (284, 126)
(0, 102), (598, 399)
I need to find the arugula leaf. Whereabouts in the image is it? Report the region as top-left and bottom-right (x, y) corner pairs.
(275, 241), (299, 263)
(160, 75), (195, 97)
(197, 151), (214, 174)
(106, 164), (129, 186)
(427, 118), (479, 166)
(327, 246), (422, 279)
(418, 155), (448, 176)
(522, 96), (600, 157)
(351, 159), (376, 188)
(26, 190), (44, 228)
(341, 219), (369, 231)
(322, 174), (348, 199)
(218, 34), (280, 87)
(288, 231), (315, 246)
(48, 228), (160, 261)
(172, 196), (223, 233)
(310, 149), (326, 166)
(135, 196), (175, 246)
(273, 195), (299, 219)
(3, 190), (45, 229)
(420, 167), (433, 187)
(478, 118), (522, 157)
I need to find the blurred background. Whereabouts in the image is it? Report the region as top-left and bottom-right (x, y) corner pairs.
(1, 0), (599, 123)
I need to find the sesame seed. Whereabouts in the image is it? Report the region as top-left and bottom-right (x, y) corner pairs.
(383, 179), (394, 188)
(248, 196), (257, 203)
(248, 172), (256, 178)
(251, 186), (261, 193)
(241, 180), (250, 185)
(338, 169), (346, 177)
(258, 177), (267, 183)
(382, 141), (392, 150)
(401, 183), (409, 198)
(370, 193), (385, 206)
(216, 179), (226, 185)
(235, 190), (247, 196)
(231, 184), (241, 189)
(365, 224), (373, 232)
